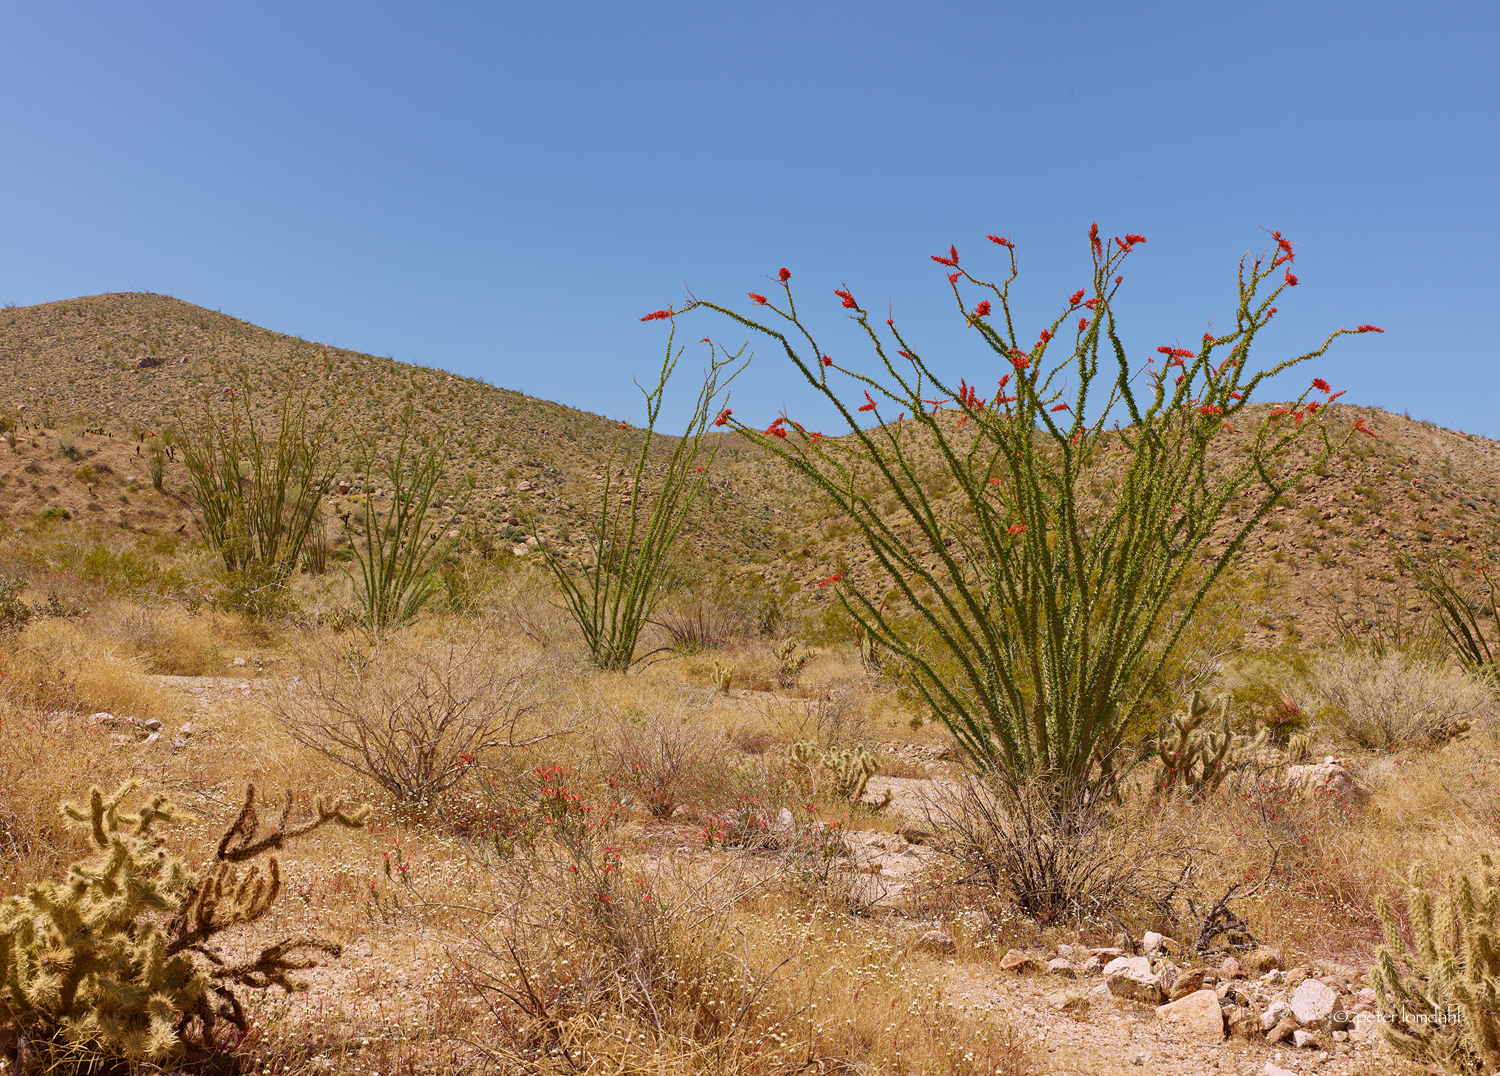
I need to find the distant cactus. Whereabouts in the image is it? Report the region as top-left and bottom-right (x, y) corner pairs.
(1372, 855), (1500, 1073)
(0, 781), (368, 1069)
(1153, 692), (1267, 799)
(1287, 731), (1313, 763)
(711, 662), (732, 694)
(790, 742), (893, 809)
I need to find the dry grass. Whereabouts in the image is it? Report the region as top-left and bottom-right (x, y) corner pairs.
(1308, 646), (1496, 748)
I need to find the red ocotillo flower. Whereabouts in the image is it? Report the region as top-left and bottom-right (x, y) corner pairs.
(974, 300), (991, 317)
(640, 309), (673, 322)
(1084, 298), (1099, 310)
(948, 272), (960, 285)
(1355, 324), (1384, 333)
(1007, 523), (1028, 535)
(859, 391), (877, 413)
(817, 574), (842, 587)
(1050, 402), (1069, 412)
(820, 355), (833, 366)
(931, 245), (959, 267)
(835, 288), (858, 309)
(987, 234), (1014, 248)
(714, 408), (732, 427)
(1125, 233), (1146, 246)
(1009, 350), (1030, 371)
(1354, 417), (1378, 437)
(748, 292), (768, 305)
(1068, 289), (1086, 307)
(778, 267), (791, 282)
(1312, 377), (1331, 393)
(1089, 222), (1102, 256)
(1078, 317), (1089, 332)
(1200, 405), (1223, 416)
(1038, 329), (1051, 343)
(1284, 270), (1299, 287)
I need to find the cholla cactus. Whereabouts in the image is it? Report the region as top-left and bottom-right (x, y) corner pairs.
(1287, 731), (1313, 763)
(1153, 692), (1267, 799)
(1372, 856), (1500, 1073)
(790, 743), (893, 809)
(0, 781), (368, 1069)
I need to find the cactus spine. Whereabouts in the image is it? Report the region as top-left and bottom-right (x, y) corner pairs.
(789, 743), (893, 809)
(1153, 692), (1267, 799)
(1372, 855), (1500, 1073)
(0, 781), (368, 1068)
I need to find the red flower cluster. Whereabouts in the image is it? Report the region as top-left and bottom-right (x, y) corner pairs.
(748, 292), (768, 305)
(1312, 377), (1331, 393)
(1284, 270), (1299, 287)
(820, 355), (833, 366)
(1077, 317), (1089, 332)
(1009, 350), (1030, 371)
(835, 288), (858, 309)
(640, 309), (673, 322)
(948, 272), (960, 285)
(987, 234), (1015, 248)
(859, 391), (877, 413)
(1007, 523), (1028, 535)
(1200, 404), (1223, 416)
(974, 300), (992, 317)
(1355, 324), (1384, 333)
(957, 379), (986, 410)
(816, 573), (842, 587)
(1353, 417), (1378, 438)
(1038, 329), (1052, 343)
(778, 267), (791, 282)
(931, 245), (960, 267)
(1068, 289), (1087, 307)
(1050, 402), (1069, 412)
(714, 408), (732, 427)
(1089, 223), (1102, 256)
(1157, 346), (1194, 361)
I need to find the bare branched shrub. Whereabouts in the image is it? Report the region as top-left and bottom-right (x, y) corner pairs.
(603, 702), (728, 818)
(1309, 648), (1495, 749)
(271, 631), (553, 805)
(926, 774), (1190, 926)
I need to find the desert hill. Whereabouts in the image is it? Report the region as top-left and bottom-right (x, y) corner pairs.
(3, 292), (1500, 646)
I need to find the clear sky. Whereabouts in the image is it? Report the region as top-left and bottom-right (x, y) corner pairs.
(2, 3), (1495, 437)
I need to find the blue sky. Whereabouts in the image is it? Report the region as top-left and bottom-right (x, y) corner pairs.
(2, 3), (1495, 436)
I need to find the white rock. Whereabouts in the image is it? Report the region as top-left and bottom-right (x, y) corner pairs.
(1142, 931), (1166, 953)
(1046, 958), (1075, 978)
(1154, 988), (1225, 1042)
(142, 717), (163, 731)
(91, 711), (116, 724)
(232, 657), (247, 667)
(1285, 761), (1368, 806)
(1291, 978), (1337, 1026)
(1292, 1028), (1321, 1048)
(1261, 999), (1289, 1031)
(915, 930), (955, 954)
(141, 731), (161, 746)
(1104, 956), (1163, 1003)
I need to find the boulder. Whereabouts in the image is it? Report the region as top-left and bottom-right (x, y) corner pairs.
(1260, 999), (1288, 1031)
(999, 948), (1038, 972)
(1220, 955), (1245, 979)
(1290, 978), (1337, 1027)
(1265, 1015), (1298, 1045)
(1242, 947), (1284, 975)
(916, 930), (956, 955)
(1168, 968), (1207, 1001)
(1285, 761), (1368, 806)
(1046, 957), (1075, 978)
(1048, 989), (1089, 1014)
(1292, 1028), (1322, 1049)
(1154, 988), (1225, 1042)
(1142, 931), (1166, 954)
(1104, 956), (1162, 1003)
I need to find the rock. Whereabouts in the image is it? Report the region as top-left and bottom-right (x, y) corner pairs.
(896, 822), (936, 845)
(179, 722), (196, 737)
(1079, 955), (1103, 975)
(1285, 760), (1368, 805)
(1290, 978), (1337, 1026)
(1154, 988), (1225, 1042)
(1046, 958), (1075, 978)
(1112, 931), (1136, 953)
(1048, 989), (1089, 1014)
(1104, 956), (1162, 1003)
(1089, 947), (1125, 960)
(141, 731), (161, 746)
(232, 657), (247, 667)
(142, 717), (163, 731)
(1266, 1015), (1298, 1045)
(1260, 1000), (1289, 1031)
(1292, 1028), (1322, 1049)
(1221, 956), (1245, 979)
(1168, 968), (1207, 1001)
(916, 930), (955, 955)
(171, 738), (187, 750)
(1242, 947), (1284, 975)
(1265, 1065), (1299, 1076)
(518, 480), (534, 491)
(1142, 931), (1166, 954)
(91, 711), (116, 725)
(999, 948), (1038, 972)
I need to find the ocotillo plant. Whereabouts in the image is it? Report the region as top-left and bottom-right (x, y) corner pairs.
(1373, 855), (1500, 1073)
(1398, 549), (1500, 687)
(540, 328), (744, 671)
(179, 376), (339, 616)
(660, 228), (1382, 815)
(348, 406), (467, 632)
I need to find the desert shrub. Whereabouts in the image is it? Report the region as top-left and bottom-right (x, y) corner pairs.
(0, 618), (182, 723)
(926, 774), (1189, 925)
(650, 599), (749, 654)
(270, 629), (550, 806)
(0, 781), (367, 1070)
(1310, 648), (1494, 749)
(680, 227), (1381, 815)
(0, 574), (31, 634)
(603, 702), (728, 818)
(97, 602), (221, 676)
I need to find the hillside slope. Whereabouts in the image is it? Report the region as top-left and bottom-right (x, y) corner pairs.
(4, 292), (1500, 648)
